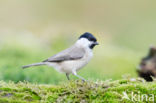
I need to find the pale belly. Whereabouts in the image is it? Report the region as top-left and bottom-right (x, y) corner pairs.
(46, 52), (93, 74)
(60, 59), (90, 73)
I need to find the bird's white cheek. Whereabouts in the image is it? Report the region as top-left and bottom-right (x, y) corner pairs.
(76, 38), (91, 47)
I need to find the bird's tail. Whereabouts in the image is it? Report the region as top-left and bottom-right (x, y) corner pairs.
(22, 62), (46, 69)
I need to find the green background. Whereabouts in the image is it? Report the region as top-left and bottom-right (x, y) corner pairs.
(0, 0), (156, 84)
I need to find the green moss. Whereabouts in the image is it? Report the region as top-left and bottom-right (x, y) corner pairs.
(0, 79), (156, 103)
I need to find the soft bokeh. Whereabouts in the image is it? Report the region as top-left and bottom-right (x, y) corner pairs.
(0, 0), (156, 84)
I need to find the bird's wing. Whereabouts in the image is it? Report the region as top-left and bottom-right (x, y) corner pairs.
(43, 46), (85, 62)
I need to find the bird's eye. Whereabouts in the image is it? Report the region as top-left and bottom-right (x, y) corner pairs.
(90, 38), (96, 42)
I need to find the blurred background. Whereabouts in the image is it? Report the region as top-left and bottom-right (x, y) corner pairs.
(0, 0), (156, 84)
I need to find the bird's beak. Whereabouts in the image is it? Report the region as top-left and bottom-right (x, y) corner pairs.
(94, 42), (99, 45)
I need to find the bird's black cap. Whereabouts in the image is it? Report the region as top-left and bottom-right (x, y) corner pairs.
(79, 32), (97, 42)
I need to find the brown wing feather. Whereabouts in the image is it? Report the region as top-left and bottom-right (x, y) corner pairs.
(43, 46), (85, 62)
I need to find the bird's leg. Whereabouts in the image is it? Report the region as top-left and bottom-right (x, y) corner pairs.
(72, 71), (86, 82)
(66, 73), (70, 80)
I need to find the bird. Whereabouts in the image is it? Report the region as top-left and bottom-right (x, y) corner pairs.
(22, 32), (99, 81)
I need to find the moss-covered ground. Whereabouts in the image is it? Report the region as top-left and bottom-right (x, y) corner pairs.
(0, 78), (156, 103)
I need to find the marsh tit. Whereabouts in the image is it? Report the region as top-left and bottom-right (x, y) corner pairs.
(22, 32), (99, 81)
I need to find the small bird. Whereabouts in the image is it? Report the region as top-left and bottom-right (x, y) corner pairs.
(22, 32), (99, 81)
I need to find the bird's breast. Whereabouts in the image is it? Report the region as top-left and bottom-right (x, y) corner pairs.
(47, 49), (93, 74)
(61, 49), (93, 73)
